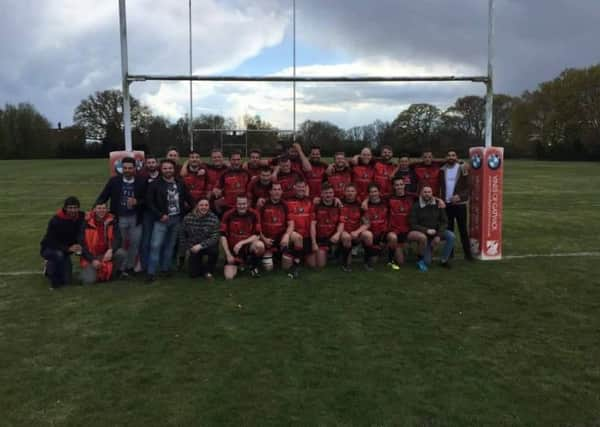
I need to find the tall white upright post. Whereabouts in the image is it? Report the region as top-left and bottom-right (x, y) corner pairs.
(119, 0), (133, 152)
(484, 0), (495, 148)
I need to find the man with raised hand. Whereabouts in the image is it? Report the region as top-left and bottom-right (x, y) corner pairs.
(96, 156), (146, 278)
(145, 159), (192, 282)
(282, 179), (316, 279)
(440, 149), (473, 261)
(408, 185), (455, 272)
(220, 195), (264, 280)
(386, 177), (415, 270)
(339, 184), (369, 272)
(259, 182), (290, 272)
(362, 183), (389, 271)
(179, 198), (220, 281)
(311, 183), (343, 269)
(40, 196), (85, 289)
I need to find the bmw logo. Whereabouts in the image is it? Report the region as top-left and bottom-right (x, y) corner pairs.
(488, 154), (501, 170)
(471, 153), (482, 170)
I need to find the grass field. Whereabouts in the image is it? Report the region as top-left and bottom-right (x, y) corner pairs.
(1, 159), (599, 426)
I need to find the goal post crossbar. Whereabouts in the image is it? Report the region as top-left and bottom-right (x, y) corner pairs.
(127, 74), (489, 83)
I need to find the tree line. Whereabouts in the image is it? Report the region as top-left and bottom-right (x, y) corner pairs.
(1, 64), (599, 160)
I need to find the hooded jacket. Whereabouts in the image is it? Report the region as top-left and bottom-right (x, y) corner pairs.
(40, 209), (85, 254)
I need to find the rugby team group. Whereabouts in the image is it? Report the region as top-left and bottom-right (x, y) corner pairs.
(39, 143), (474, 288)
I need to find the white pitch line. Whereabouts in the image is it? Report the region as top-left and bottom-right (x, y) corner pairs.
(1, 252), (600, 277)
(502, 252), (600, 260)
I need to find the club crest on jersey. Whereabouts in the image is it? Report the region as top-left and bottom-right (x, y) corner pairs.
(298, 207), (304, 213)
(235, 182), (241, 188)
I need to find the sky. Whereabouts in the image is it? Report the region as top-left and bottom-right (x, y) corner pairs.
(1, 0), (600, 130)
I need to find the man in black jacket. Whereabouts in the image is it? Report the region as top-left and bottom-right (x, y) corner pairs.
(145, 159), (192, 282)
(40, 196), (85, 289)
(96, 157), (146, 276)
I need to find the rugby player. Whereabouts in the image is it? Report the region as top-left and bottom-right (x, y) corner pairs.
(220, 195), (264, 279)
(386, 177), (415, 269)
(362, 183), (389, 271)
(259, 182), (291, 272)
(310, 183), (343, 269)
(339, 184), (368, 272)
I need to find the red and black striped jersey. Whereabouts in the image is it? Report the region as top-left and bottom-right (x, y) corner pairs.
(284, 196), (315, 237)
(326, 168), (352, 199)
(315, 202), (340, 239)
(276, 170), (304, 200)
(340, 199), (363, 233)
(220, 208), (261, 247)
(413, 162), (442, 197)
(365, 199), (389, 236)
(247, 177), (272, 207)
(182, 171), (208, 204)
(373, 160), (396, 197)
(352, 162), (376, 200)
(246, 164), (263, 180)
(205, 164), (228, 193)
(305, 161), (328, 197)
(217, 168), (251, 208)
(260, 200), (288, 240)
(387, 194), (414, 234)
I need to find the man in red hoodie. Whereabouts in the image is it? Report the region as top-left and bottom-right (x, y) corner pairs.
(80, 202), (127, 285)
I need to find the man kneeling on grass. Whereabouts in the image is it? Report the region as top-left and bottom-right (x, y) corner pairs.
(408, 185), (455, 272)
(40, 196), (85, 289)
(220, 195), (265, 280)
(179, 199), (220, 281)
(79, 202), (127, 285)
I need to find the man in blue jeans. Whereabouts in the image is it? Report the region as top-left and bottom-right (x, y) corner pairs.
(145, 159), (192, 283)
(408, 185), (455, 272)
(96, 156), (147, 277)
(40, 196), (85, 289)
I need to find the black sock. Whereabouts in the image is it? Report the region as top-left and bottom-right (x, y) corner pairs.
(340, 246), (351, 265)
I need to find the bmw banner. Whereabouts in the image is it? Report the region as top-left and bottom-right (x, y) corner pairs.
(109, 150), (146, 176)
(469, 146), (504, 260)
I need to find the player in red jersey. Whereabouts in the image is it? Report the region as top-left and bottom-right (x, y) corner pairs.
(182, 150), (208, 204)
(220, 195), (264, 279)
(362, 183), (389, 271)
(214, 151), (251, 214)
(259, 182), (291, 272)
(325, 152), (353, 199)
(273, 155), (305, 200)
(282, 179), (316, 278)
(310, 183), (343, 269)
(351, 147), (376, 200)
(392, 153), (418, 197)
(244, 149), (264, 180)
(413, 150), (442, 197)
(203, 148), (229, 196)
(339, 184), (369, 272)
(372, 145), (397, 198)
(304, 145), (329, 198)
(386, 177), (415, 269)
(247, 167), (274, 208)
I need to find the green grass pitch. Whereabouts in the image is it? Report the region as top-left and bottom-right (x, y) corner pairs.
(0, 159), (599, 426)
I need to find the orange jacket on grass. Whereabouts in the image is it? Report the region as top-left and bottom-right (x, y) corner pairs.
(79, 211), (121, 281)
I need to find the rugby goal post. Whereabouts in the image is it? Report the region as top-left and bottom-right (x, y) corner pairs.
(116, 0), (503, 260)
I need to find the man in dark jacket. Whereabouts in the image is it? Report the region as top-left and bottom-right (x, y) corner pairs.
(145, 159), (192, 282)
(96, 157), (146, 276)
(440, 149), (473, 260)
(179, 198), (220, 279)
(408, 186), (455, 272)
(40, 196), (85, 289)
